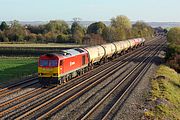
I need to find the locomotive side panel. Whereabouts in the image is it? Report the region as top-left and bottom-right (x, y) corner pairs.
(61, 53), (88, 75)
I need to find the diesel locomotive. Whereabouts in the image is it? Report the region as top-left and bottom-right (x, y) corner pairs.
(38, 38), (145, 86)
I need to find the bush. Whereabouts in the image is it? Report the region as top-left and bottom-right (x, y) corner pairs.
(36, 34), (46, 43)
(132, 21), (154, 39)
(83, 34), (106, 45)
(25, 33), (37, 42)
(166, 27), (180, 72)
(57, 34), (73, 43)
(167, 27), (180, 45)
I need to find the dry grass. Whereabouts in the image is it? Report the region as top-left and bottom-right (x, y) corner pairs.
(146, 65), (180, 120)
(0, 43), (84, 48)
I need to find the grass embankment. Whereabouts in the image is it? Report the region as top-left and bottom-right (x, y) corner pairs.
(145, 65), (180, 119)
(0, 57), (38, 86)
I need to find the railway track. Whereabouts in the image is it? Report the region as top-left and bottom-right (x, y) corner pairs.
(0, 75), (37, 92)
(79, 41), (166, 120)
(48, 38), (166, 120)
(0, 45), (149, 119)
(0, 36), (165, 120)
(0, 76), (39, 98)
(0, 41), (152, 108)
(38, 39), (166, 119)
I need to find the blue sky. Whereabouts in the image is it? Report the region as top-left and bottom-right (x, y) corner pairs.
(0, 0), (179, 22)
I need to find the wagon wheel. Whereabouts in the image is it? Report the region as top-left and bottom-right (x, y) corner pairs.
(59, 77), (64, 84)
(63, 76), (68, 83)
(68, 74), (72, 80)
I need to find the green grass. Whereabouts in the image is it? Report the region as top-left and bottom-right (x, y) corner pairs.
(0, 57), (38, 86)
(147, 65), (180, 120)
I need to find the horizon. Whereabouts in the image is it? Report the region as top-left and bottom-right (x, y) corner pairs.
(1, 19), (180, 24)
(1, 20), (180, 28)
(0, 0), (179, 22)
(1, 20), (180, 23)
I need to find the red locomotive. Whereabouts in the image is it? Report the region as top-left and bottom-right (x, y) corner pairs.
(38, 48), (89, 85)
(38, 38), (145, 86)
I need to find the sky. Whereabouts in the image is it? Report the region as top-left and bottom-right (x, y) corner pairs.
(0, 0), (179, 22)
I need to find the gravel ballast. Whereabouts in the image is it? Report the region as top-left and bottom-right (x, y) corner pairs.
(112, 50), (166, 120)
(50, 45), (164, 120)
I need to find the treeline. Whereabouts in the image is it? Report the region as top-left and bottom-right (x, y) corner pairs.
(166, 27), (180, 72)
(0, 15), (154, 45)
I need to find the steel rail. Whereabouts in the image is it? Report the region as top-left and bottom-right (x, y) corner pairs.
(35, 41), (161, 120)
(102, 44), (165, 120)
(80, 41), (166, 120)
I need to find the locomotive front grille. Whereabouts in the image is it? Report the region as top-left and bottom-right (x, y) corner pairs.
(38, 77), (59, 85)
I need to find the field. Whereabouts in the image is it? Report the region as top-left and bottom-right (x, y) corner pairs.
(0, 43), (84, 48)
(0, 43), (85, 57)
(145, 65), (180, 119)
(0, 57), (38, 86)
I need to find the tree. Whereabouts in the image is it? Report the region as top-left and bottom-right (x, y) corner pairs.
(0, 21), (8, 31)
(44, 32), (57, 42)
(25, 33), (37, 42)
(87, 22), (106, 35)
(110, 15), (132, 41)
(102, 27), (117, 42)
(27, 25), (45, 34)
(132, 21), (154, 39)
(45, 20), (69, 34)
(72, 17), (81, 22)
(5, 20), (27, 42)
(166, 27), (180, 72)
(0, 31), (8, 42)
(57, 34), (71, 43)
(36, 34), (45, 43)
(167, 27), (180, 45)
(71, 21), (84, 34)
(83, 34), (105, 45)
(111, 15), (132, 30)
(71, 21), (85, 44)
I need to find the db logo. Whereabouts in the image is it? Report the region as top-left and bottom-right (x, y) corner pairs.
(70, 61), (75, 66)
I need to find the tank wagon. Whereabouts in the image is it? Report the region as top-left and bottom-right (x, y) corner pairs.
(38, 38), (145, 86)
(84, 45), (105, 64)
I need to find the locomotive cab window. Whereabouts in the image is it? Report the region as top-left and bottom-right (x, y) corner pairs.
(39, 60), (48, 67)
(49, 60), (58, 67)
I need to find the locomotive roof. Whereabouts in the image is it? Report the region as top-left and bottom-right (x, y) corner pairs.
(41, 48), (87, 58)
(61, 48), (86, 57)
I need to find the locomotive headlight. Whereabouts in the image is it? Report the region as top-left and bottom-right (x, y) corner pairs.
(38, 73), (44, 76)
(53, 73), (58, 76)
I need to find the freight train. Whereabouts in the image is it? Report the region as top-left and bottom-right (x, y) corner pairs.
(38, 38), (145, 86)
